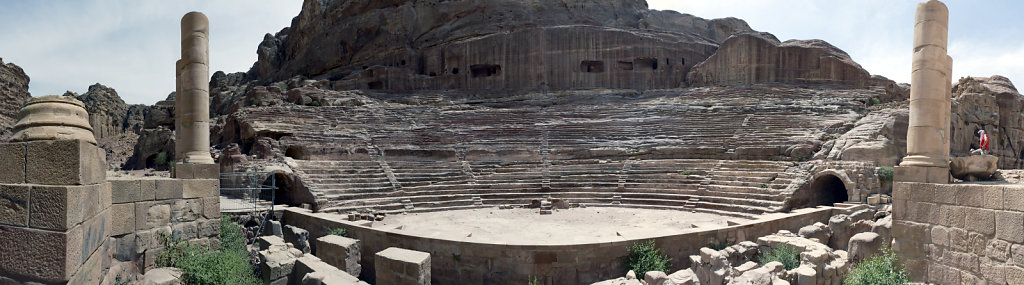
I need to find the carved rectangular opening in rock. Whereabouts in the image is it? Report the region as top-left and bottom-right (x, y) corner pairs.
(617, 61), (633, 70)
(367, 81), (384, 89)
(635, 58), (658, 70)
(470, 64), (501, 78)
(579, 61), (605, 73)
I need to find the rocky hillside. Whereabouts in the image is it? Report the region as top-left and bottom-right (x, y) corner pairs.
(246, 0), (759, 92)
(65, 84), (149, 169)
(0, 58), (32, 140)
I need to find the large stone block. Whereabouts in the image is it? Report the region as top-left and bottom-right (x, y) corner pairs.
(894, 166), (949, 184)
(202, 196), (220, 219)
(259, 246), (300, 284)
(135, 226), (172, 254)
(172, 221), (198, 241)
(171, 198), (203, 222)
(965, 208), (996, 236)
(0, 142), (26, 184)
(284, 225), (311, 254)
(29, 184), (108, 231)
(154, 179), (183, 200)
(0, 184), (30, 226)
(173, 163), (219, 179)
(111, 203), (136, 236)
(315, 235), (362, 277)
(996, 211), (1024, 243)
(25, 139), (105, 185)
(110, 179), (141, 204)
(0, 209), (108, 283)
(375, 247), (431, 285)
(1005, 186), (1024, 212)
(197, 218), (220, 238)
(135, 201), (171, 230)
(182, 179), (218, 198)
(140, 179), (157, 201)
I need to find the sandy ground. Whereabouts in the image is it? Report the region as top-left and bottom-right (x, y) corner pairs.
(367, 207), (746, 244)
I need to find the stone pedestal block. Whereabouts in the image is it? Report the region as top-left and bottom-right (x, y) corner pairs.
(895, 166), (949, 183)
(173, 162), (219, 179)
(25, 139), (105, 185)
(375, 247), (431, 285)
(315, 235), (362, 277)
(182, 178), (218, 198)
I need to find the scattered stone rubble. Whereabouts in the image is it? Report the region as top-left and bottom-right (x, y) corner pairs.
(592, 205), (892, 285)
(255, 235), (368, 285)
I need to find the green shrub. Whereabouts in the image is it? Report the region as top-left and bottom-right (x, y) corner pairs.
(844, 247), (909, 285)
(328, 227), (348, 237)
(528, 275), (541, 285)
(758, 245), (800, 270)
(157, 217), (260, 285)
(680, 170), (693, 176)
(154, 151), (168, 167)
(870, 97), (881, 105)
(707, 239), (730, 251)
(877, 166), (894, 182)
(625, 240), (671, 277)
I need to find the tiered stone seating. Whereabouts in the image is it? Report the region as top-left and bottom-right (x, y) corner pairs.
(229, 85), (888, 217)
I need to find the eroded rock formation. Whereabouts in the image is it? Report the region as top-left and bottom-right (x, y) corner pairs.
(686, 33), (871, 87)
(0, 58), (32, 140)
(246, 0), (757, 91)
(951, 76), (1024, 169)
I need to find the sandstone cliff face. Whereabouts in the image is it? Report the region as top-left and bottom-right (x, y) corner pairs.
(66, 84), (148, 169)
(72, 84), (146, 139)
(951, 76), (1024, 168)
(0, 58), (32, 140)
(686, 33), (871, 87)
(246, 0), (755, 91)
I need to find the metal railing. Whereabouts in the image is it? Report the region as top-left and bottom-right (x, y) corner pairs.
(220, 171), (276, 249)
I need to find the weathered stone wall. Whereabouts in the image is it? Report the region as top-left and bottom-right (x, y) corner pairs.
(892, 182), (1024, 283)
(106, 177), (222, 272)
(281, 206), (835, 284)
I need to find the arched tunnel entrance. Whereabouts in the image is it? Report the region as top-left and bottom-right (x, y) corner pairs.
(810, 174), (850, 206)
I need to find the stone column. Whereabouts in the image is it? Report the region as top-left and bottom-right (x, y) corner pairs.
(174, 12), (219, 179)
(176, 12), (214, 165)
(896, 0), (951, 183)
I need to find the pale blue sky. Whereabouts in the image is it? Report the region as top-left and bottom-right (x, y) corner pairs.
(1, 1), (1020, 105)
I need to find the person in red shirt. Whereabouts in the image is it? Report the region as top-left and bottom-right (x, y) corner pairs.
(979, 129), (990, 155)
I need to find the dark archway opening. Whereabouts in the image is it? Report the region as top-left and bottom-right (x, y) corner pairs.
(285, 146), (305, 160)
(470, 64), (502, 77)
(810, 174), (849, 206)
(580, 61), (605, 73)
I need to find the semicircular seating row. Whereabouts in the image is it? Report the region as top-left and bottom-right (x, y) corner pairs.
(293, 158), (802, 219)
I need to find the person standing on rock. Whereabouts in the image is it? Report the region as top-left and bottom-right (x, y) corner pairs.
(978, 129), (990, 155)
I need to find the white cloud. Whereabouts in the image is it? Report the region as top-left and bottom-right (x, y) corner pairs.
(950, 40), (1024, 85)
(0, 0), (302, 105)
